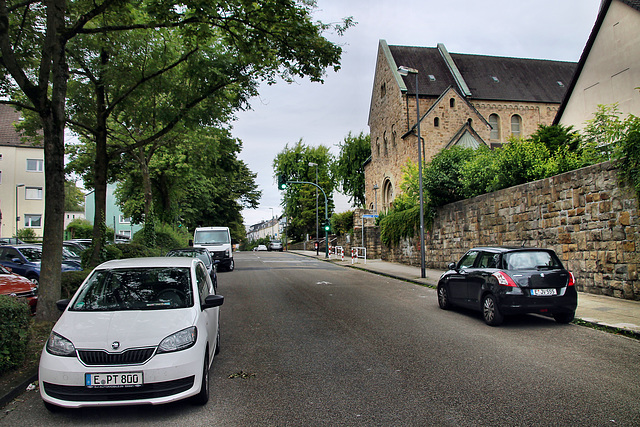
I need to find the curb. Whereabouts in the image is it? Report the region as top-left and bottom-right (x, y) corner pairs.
(0, 370), (37, 409)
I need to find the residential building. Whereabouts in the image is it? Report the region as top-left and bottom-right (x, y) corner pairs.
(0, 105), (45, 238)
(366, 41), (576, 213)
(554, 0), (640, 129)
(84, 183), (143, 240)
(247, 217), (280, 242)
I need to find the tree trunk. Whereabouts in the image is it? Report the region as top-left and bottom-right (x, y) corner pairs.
(35, 0), (68, 322)
(88, 50), (109, 268)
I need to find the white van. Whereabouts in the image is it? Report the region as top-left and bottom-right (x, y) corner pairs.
(193, 226), (234, 271)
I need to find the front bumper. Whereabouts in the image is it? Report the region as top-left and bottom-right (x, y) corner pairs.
(39, 342), (205, 408)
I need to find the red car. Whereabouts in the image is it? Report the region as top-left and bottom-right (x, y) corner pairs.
(0, 265), (37, 314)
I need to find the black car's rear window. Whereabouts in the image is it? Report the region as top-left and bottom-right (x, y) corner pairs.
(504, 251), (562, 271)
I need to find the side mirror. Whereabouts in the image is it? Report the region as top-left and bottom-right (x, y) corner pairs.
(448, 262), (457, 271)
(202, 294), (224, 309)
(56, 299), (71, 311)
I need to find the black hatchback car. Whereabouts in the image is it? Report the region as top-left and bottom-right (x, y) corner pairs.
(437, 247), (577, 326)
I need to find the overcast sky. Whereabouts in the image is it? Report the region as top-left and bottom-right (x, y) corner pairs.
(233, 0), (603, 228)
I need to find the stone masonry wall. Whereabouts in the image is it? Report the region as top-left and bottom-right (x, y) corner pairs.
(383, 162), (640, 300)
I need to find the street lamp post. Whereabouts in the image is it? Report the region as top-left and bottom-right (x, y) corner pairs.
(15, 183), (25, 237)
(397, 65), (426, 278)
(309, 162), (319, 255)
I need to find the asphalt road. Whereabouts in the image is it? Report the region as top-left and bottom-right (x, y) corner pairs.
(2, 251), (639, 426)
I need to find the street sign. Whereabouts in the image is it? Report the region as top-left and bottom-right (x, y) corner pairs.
(362, 214), (379, 218)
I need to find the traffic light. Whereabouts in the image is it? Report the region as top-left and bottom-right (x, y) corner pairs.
(323, 220), (330, 232)
(277, 175), (287, 190)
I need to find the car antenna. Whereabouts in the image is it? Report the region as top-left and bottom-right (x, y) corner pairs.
(521, 240), (526, 248)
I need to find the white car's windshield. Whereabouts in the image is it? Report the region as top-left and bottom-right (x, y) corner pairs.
(194, 230), (229, 245)
(70, 267), (193, 311)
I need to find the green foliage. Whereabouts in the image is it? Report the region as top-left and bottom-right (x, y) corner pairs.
(379, 206), (421, 247)
(608, 112), (640, 199)
(460, 145), (499, 197)
(331, 211), (354, 235)
(333, 132), (371, 207)
(16, 228), (37, 241)
(64, 181), (85, 212)
(490, 138), (551, 189)
(61, 270), (91, 299)
(0, 295), (30, 374)
(422, 146), (476, 207)
(66, 219), (94, 239)
(273, 140), (335, 241)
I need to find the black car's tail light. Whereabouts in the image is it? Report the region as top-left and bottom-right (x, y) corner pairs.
(492, 271), (517, 287)
(568, 272), (575, 286)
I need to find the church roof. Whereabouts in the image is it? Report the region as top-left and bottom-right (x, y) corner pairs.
(387, 43), (576, 104)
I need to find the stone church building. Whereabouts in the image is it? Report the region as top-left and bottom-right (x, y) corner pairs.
(365, 40), (577, 213)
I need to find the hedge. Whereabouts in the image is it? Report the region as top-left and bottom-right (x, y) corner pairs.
(0, 295), (31, 374)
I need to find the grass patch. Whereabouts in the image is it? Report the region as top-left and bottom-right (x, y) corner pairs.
(572, 318), (640, 340)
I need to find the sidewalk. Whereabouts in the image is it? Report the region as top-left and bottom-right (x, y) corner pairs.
(291, 250), (640, 337)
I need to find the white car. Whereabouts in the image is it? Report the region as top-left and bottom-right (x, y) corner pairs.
(39, 257), (223, 410)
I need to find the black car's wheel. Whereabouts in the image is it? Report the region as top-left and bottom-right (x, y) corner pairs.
(437, 285), (452, 310)
(553, 311), (575, 324)
(27, 274), (39, 285)
(192, 351), (210, 405)
(482, 294), (504, 326)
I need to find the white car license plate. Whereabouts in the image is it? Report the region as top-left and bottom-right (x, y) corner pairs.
(85, 372), (143, 388)
(531, 288), (557, 296)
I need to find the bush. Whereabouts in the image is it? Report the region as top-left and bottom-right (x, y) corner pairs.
(66, 218), (94, 239)
(379, 205), (421, 247)
(0, 295), (31, 374)
(61, 270), (92, 299)
(422, 146), (476, 208)
(114, 242), (160, 258)
(331, 211), (354, 235)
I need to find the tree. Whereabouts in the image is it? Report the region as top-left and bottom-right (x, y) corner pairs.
(114, 127), (260, 242)
(64, 181), (85, 211)
(273, 140), (334, 241)
(333, 132), (371, 207)
(1, 0), (351, 319)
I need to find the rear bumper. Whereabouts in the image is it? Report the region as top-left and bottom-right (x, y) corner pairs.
(497, 287), (578, 315)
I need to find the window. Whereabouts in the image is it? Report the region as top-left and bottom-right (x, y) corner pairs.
(383, 131), (388, 156)
(121, 230), (131, 239)
(511, 115), (522, 136)
(489, 114), (500, 140)
(26, 159), (43, 172)
(24, 214), (42, 228)
(119, 215), (131, 224)
(458, 251), (479, 269)
(434, 117), (440, 127)
(197, 263), (212, 304)
(25, 187), (43, 200)
(450, 98), (455, 108)
(380, 82), (386, 98)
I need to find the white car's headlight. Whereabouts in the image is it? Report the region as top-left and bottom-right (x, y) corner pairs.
(157, 326), (197, 353)
(46, 332), (76, 357)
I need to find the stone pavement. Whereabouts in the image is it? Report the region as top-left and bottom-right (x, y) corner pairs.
(291, 250), (640, 337)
